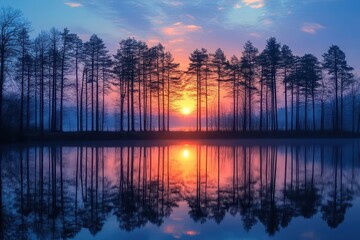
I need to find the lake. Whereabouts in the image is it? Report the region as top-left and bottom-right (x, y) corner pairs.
(1, 139), (359, 239)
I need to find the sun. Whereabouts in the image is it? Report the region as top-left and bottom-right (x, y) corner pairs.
(182, 107), (191, 115)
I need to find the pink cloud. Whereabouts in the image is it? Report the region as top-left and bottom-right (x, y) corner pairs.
(146, 37), (161, 45)
(64, 2), (83, 8)
(184, 230), (199, 236)
(301, 23), (325, 34)
(242, 0), (265, 9)
(250, 32), (261, 38)
(168, 38), (185, 44)
(162, 22), (202, 36)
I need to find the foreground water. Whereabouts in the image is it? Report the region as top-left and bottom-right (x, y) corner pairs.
(0, 140), (360, 239)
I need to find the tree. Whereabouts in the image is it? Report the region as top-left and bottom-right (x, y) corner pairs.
(113, 38), (140, 131)
(164, 52), (180, 131)
(280, 45), (294, 131)
(288, 56), (302, 131)
(71, 33), (83, 131)
(226, 55), (240, 131)
(188, 48), (208, 131)
(59, 28), (73, 131)
(240, 41), (258, 131)
(212, 48), (227, 131)
(300, 54), (322, 131)
(0, 7), (26, 130)
(84, 35), (108, 132)
(15, 25), (32, 132)
(262, 38), (281, 130)
(322, 45), (353, 131)
(49, 28), (61, 132)
(34, 31), (49, 132)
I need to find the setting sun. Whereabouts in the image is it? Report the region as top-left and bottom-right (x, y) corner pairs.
(182, 107), (191, 115)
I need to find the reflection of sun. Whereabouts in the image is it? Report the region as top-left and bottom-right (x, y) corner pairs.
(183, 149), (189, 158)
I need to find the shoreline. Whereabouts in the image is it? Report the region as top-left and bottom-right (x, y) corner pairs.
(1, 131), (359, 144)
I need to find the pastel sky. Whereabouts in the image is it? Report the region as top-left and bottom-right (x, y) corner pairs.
(1, 0), (359, 72)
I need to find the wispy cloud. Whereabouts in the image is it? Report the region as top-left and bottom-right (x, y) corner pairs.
(249, 32), (262, 38)
(64, 2), (83, 8)
(242, 0), (265, 9)
(163, 0), (183, 7)
(162, 22), (202, 36)
(234, 3), (242, 9)
(301, 22), (324, 34)
(262, 18), (273, 26)
(168, 38), (185, 44)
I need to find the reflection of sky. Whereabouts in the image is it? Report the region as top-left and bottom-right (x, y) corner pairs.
(73, 199), (360, 240)
(1, 0), (359, 73)
(56, 143), (360, 239)
(2, 142), (360, 239)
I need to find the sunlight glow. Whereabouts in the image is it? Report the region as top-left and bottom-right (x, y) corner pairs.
(183, 149), (189, 158)
(182, 107), (191, 115)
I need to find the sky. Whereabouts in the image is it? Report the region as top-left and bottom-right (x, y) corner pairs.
(1, 0), (359, 73)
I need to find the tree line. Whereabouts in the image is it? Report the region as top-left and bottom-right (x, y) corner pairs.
(0, 7), (358, 134)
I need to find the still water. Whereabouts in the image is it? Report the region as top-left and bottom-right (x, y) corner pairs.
(0, 140), (360, 240)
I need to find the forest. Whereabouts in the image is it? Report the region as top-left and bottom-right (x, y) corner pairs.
(0, 7), (359, 135)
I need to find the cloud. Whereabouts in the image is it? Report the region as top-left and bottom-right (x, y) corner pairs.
(162, 22), (202, 36)
(168, 38), (185, 44)
(242, 0), (265, 9)
(250, 32), (262, 38)
(262, 18), (273, 25)
(64, 2), (83, 8)
(163, 0), (183, 7)
(147, 37), (161, 45)
(301, 22), (324, 34)
(234, 3), (242, 9)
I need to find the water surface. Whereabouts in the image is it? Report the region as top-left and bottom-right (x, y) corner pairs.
(1, 140), (359, 239)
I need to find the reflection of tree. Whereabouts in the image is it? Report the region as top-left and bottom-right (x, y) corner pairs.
(284, 146), (321, 223)
(0, 143), (359, 238)
(81, 147), (111, 236)
(257, 146), (281, 236)
(113, 146), (180, 231)
(321, 147), (353, 228)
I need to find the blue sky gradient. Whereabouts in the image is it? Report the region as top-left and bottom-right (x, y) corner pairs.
(1, 0), (359, 72)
